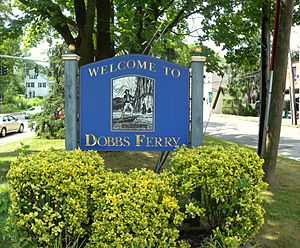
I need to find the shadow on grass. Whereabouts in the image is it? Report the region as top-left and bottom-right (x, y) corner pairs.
(99, 137), (237, 173)
(252, 157), (300, 248)
(0, 161), (10, 183)
(0, 149), (58, 183)
(99, 151), (173, 172)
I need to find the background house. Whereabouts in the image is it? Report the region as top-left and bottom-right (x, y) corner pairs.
(204, 70), (228, 115)
(24, 69), (50, 98)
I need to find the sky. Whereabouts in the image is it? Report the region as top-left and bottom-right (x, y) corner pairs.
(28, 42), (50, 62)
(290, 26), (300, 52)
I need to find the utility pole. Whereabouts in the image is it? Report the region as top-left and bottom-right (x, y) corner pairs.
(258, 0), (270, 157)
(263, 0), (294, 184)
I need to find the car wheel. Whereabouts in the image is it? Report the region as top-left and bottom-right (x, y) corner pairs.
(0, 128), (6, 137)
(18, 124), (24, 133)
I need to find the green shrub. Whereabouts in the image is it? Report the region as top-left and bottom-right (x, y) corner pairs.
(170, 145), (267, 247)
(0, 104), (19, 114)
(222, 98), (257, 117)
(27, 97), (43, 108)
(7, 150), (105, 247)
(88, 169), (185, 248)
(7, 150), (187, 247)
(239, 104), (257, 117)
(222, 98), (242, 115)
(30, 114), (65, 139)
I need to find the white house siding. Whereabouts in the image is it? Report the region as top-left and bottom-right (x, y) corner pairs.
(24, 71), (50, 98)
(204, 68), (229, 115)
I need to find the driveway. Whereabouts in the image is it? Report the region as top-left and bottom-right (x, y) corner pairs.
(204, 114), (300, 161)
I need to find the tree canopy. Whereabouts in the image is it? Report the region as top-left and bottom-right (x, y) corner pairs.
(0, 0), (25, 103)
(12, 0), (270, 69)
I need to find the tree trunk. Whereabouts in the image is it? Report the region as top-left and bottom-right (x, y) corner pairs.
(75, 0), (97, 66)
(258, 0), (270, 157)
(95, 0), (115, 60)
(263, 0), (294, 184)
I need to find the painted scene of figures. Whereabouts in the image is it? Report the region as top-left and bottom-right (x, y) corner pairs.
(111, 75), (155, 131)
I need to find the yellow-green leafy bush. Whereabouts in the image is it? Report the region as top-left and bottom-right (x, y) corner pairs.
(88, 169), (186, 248)
(7, 150), (188, 247)
(7, 150), (105, 247)
(170, 145), (267, 246)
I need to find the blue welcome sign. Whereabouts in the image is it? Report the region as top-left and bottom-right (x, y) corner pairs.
(80, 55), (189, 151)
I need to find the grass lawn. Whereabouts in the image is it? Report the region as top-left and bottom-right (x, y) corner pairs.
(0, 136), (300, 247)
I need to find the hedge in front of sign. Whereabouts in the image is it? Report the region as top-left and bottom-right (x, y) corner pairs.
(87, 169), (186, 248)
(7, 150), (187, 247)
(7, 150), (106, 247)
(7, 146), (266, 247)
(170, 145), (267, 247)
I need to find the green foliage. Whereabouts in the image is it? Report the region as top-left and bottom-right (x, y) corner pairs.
(224, 63), (260, 110)
(170, 145), (267, 246)
(30, 114), (65, 139)
(0, 95), (43, 114)
(0, 104), (20, 114)
(17, 142), (31, 156)
(7, 150), (187, 247)
(5, 145), (267, 247)
(26, 97), (43, 108)
(240, 104), (257, 117)
(199, 1), (262, 68)
(293, 0), (300, 25)
(222, 98), (242, 115)
(7, 150), (105, 247)
(222, 98), (257, 117)
(88, 169), (185, 248)
(0, 191), (10, 247)
(0, 191), (9, 216)
(29, 44), (66, 139)
(0, 2), (25, 103)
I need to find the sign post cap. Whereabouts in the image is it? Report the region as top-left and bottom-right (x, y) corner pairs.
(191, 47), (206, 62)
(68, 44), (76, 54)
(195, 47), (201, 55)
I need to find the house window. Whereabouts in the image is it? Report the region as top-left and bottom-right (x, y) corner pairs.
(38, 83), (42, 87)
(33, 91), (35, 97)
(26, 82), (30, 87)
(43, 83), (47, 88)
(31, 82), (35, 87)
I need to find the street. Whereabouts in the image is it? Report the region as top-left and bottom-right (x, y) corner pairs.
(0, 113), (35, 146)
(204, 114), (300, 161)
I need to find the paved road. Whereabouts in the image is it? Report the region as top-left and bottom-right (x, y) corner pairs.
(204, 114), (300, 161)
(0, 113), (36, 146)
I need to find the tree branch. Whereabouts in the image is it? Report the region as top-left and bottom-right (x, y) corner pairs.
(158, 0), (176, 17)
(18, 0), (76, 44)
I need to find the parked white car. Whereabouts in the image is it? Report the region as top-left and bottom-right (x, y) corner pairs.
(25, 106), (42, 119)
(0, 114), (24, 137)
